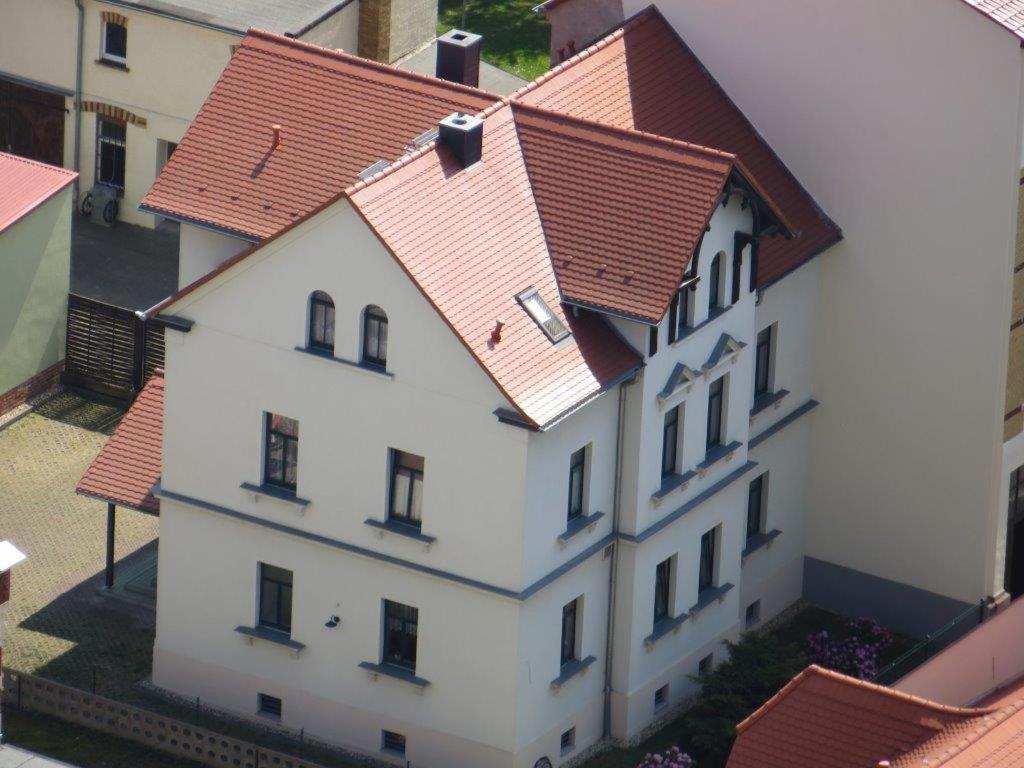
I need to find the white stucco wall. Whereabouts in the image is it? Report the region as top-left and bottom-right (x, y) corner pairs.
(177, 223), (250, 289)
(628, 0), (1024, 606)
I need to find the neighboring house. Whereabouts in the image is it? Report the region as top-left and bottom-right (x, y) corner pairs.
(541, 0), (1024, 629)
(0, 0), (437, 227)
(0, 152), (77, 414)
(124, 8), (841, 767)
(728, 597), (1024, 767)
(0, 541), (27, 669)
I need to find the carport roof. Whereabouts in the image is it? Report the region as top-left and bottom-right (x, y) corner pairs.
(0, 152), (77, 236)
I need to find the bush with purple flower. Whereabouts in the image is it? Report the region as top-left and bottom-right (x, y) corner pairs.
(805, 617), (894, 679)
(635, 746), (695, 767)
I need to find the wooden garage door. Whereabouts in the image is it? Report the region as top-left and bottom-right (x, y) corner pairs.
(0, 79), (65, 167)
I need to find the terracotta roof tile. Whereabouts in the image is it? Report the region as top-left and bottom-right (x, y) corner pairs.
(0, 152), (77, 235)
(517, 9), (842, 288)
(349, 105), (642, 429)
(963, 0), (1024, 38)
(77, 370), (164, 514)
(141, 30), (498, 240)
(726, 665), (1024, 768)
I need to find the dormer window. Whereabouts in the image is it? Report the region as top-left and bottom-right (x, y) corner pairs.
(102, 21), (128, 65)
(517, 287), (569, 343)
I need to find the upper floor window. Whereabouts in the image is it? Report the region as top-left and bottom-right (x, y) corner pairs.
(96, 119), (126, 191)
(708, 252), (724, 313)
(389, 450), (424, 528)
(362, 305), (388, 369)
(264, 413), (298, 491)
(567, 446), (587, 522)
(308, 291), (335, 353)
(747, 474), (767, 540)
(517, 287), (569, 343)
(382, 600), (418, 672)
(102, 21), (128, 65)
(698, 528), (717, 595)
(560, 596), (581, 667)
(706, 377), (725, 449)
(654, 556), (673, 625)
(754, 326), (773, 399)
(661, 407), (679, 478)
(648, 325), (659, 357)
(258, 563), (293, 634)
(668, 266), (695, 344)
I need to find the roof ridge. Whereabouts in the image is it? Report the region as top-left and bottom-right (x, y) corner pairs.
(244, 28), (500, 101)
(0, 151), (78, 178)
(737, 666), (995, 735)
(508, 8), (656, 102)
(909, 697), (1024, 766)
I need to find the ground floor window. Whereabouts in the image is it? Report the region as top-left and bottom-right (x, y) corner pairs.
(383, 600), (418, 671)
(258, 563), (293, 634)
(96, 118), (126, 191)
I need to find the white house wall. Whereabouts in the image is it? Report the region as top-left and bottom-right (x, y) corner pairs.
(630, 0), (1024, 624)
(177, 223), (250, 290)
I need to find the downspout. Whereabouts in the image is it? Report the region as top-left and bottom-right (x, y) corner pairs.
(72, 0), (84, 177)
(603, 373), (636, 739)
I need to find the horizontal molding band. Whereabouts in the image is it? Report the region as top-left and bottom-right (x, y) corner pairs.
(748, 399), (819, 449)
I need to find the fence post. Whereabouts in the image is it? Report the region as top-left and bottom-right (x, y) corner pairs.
(299, 728), (304, 757)
(91, 666), (97, 694)
(16, 674), (21, 710)
(132, 312), (147, 392)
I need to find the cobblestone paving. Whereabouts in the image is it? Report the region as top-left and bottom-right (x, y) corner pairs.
(0, 393), (159, 697)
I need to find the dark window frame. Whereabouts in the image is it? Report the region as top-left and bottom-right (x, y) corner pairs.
(654, 557), (672, 624)
(560, 598), (579, 667)
(754, 326), (773, 398)
(708, 252), (723, 312)
(362, 305), (388, 369)
(698, 653), (714, 677)
(382, 599), (418, 672)
(654, 684), (669, 708)
(661, 407), (679, 478)
(667, 271), (695, 344)
(698, 528), (716, 594)
(257, 693), (282, 718)
(745, 600), (761, 627)
(382, 731), (406, 755)
(308, 291), (335, 353)
(102, 20), (128, 63)
(258, 563), (293, 634)
(389, 450), (424, 529)
(567, 447), (586, 522)
(263, 413), (298, 491)
(747, 474), (766, 541)
(95, 118), (126, 192)
(560, 727), (576, 754)
(648, 324), (658, 357)
(706, 377), (724, 449)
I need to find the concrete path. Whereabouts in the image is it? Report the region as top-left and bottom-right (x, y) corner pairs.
(0, 744), (78, 768)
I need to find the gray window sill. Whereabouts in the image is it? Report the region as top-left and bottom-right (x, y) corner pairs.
(670, 305), (732, 347)
(550, 655), (597, 690)
(742, 529), (782, 562)
(644, 612), (688, 649)
(651, 470), (697, 505)
(688, 582), (735, 620)
(750, 389), (789, 419)
(358, 661), (430, 692)
(558, 511), (606, 545)
(381, 747), (407, 760)
(697, 441), (743, 477)
(96, 58), (129, 72)
(295, 346), (394, 380)
(235, 625), (305, 656)
(240, 482), (310, 511)
(364, 518), (436, 548)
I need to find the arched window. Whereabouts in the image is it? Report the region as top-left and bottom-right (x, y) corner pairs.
(308, 291), (335, 353)
(708, 252), (724, 313)
(362, 305), (388, 369)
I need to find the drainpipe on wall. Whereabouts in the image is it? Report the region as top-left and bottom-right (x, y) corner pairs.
(72, 0), (84, 178)
(603, 373), (636, 739)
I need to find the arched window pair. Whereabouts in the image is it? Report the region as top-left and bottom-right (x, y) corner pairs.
(307, 292), (388, 370)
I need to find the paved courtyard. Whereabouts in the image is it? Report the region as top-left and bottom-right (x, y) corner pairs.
(0, 393), (159, 698)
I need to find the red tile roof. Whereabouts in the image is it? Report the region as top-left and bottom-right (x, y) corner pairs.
(963, 0), (1024, 38)
(349, 105), (642, 428)
(0, 152), (77, 235)
(516, 9), (841, 288)
(727, 665), (1024, 768)
(77, 370), (164, 514)
(141, 30), (498, 240)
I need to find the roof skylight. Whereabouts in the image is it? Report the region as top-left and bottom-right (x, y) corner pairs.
(517, 287), (570, 343)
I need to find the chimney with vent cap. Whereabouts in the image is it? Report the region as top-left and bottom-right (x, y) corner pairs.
(439, 112), (483, 168)
(436, 29), (482, 87)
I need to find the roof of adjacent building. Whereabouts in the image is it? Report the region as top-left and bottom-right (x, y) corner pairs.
(961, 0), (1024, 38)
(515, 9), (841, 289)
(76, 370), (164, 514)
(140, 30), (498, 240)
(727, 665), (1024, 768)
(0, 152), (77, 236)
(106, 0), (356, 37)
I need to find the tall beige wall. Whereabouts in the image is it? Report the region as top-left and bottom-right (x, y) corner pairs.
(625, 0), (1023, 606)
(0, 188), (72, 395)
(358, 0), (438, 62)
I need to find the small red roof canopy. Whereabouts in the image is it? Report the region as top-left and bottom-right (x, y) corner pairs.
(0, 152), (77, 236)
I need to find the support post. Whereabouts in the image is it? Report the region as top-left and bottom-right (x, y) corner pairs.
(105, 503), (116, 589)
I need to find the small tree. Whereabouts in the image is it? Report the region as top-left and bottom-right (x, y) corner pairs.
(636, 747), (695, 767)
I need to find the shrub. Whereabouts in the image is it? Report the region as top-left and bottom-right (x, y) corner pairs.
(635, 747), (695, 767)
(805, 617), (894, 679)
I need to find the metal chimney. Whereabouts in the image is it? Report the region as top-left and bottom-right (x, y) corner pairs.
(439, 112), (484, 168)
(436, 29), (482, 87)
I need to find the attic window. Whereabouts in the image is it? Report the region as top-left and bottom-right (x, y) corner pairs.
(516, 288), (569, 343)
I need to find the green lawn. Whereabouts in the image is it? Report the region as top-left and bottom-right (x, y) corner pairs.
(438, 0), (551, 81)
(5, 709), (204, 768)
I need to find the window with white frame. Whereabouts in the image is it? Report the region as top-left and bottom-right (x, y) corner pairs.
(95, 119), (126, 191)
(102, 20), (128, 64)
